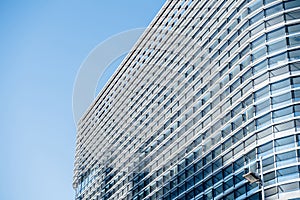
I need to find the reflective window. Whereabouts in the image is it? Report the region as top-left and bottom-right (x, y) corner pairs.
(288, 35), (300, 47)
(275, 136), (295, 152)
(256, 113), (271, 129)
(271, 78), (290, 94)
(270, 65), (289, 77)
(288, 23), (300, 35)
(269, 52), (287, 66)
(266, 3), (283, 17)
(289, 48), (300, 60)
(285, 0), (300, 10)
(272, 92), (291, 108)
(274, 120), (294, 133)
(268, 39), (287, 54)
(272, 106), (293, 123)
(276, 150), (296, 167)
(256, 99), (270, 115)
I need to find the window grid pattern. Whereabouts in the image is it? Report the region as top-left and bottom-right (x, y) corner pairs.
(73, 0), (300, 200)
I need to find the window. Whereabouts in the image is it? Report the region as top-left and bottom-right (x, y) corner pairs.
(266, 3), (283, 17)
(276, 150), (297, 167)
(253, 60), (267, 75)
(288, 23), (300, 35)
(266, 15), (284, 28)
(252, 34), (265, 50)
(264, 171), (276, 186)
(271, 78), (290, 94)
(258, 141), (273, 157)
(272, 106), (293, 123)
(270, 65), (289, 78)
(275, 136), (295, 152)
(272, 92), (291, 108)
(256, 113), (271, 129)
(285, 0), (300, 10)
(268, 39), (286, 54)
(257, 127), (272, 140)
(293, 90), (300, 101)
(255, 86), (269, 101)
(289, 48), (300, 60)
(256, 99), (270, 115)
(274, 120), (294, 133)
(269, 52), (287, 67)
(288, 35), (300, 47)
(252, 47), (267, 62)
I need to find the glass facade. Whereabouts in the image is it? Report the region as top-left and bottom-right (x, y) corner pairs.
(73, 0), (300, 199)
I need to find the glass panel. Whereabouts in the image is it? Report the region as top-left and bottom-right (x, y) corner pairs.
(278, 182), (299, 193)
(267, 27), (285, 41)
(288, 23), (300, 35)
(250, 11), (264, 25)
(251, 23), (264, 36)
(252, 47), (267, 62)
(253, 60), (267, 75)
(289, 48), (300, 60)
(276, 150), (297, 167)
(292, 76), (300, 88)
(288, 34), (300, 48)
(277, 166), (299, 183)
(266, 15), (284, 28)
(258, 141), (273, 157)
(249, 0), (263, 13)
(256, 113), (271, 129)
(266, 3), (283, 17)
(270, 65), (289, 77)
(269, 52), (287, 67)
(256, 99), (270, 115)
(264, 171), (276, 186)
(274, 120), (294, 133)
(273, 106), (293, 123)
(262, 156), (274, 171)
(257, 127), (272, 139)
(294, 104), (300, 116)
(285, 0), (300, 10)
(269, 39), (287, 55)
(271, 78), (290, 94)
(255, 86), (269, 101)
(252, 34), (265, 49)
(293, 89), (300, 101)
(275, 135), (295, 152)
(272, 92), (291, 108)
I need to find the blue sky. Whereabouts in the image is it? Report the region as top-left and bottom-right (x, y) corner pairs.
(0, 1), (165, 199)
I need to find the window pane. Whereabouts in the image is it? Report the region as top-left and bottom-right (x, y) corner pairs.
(267, 27), (285, 41)
(289, 34), (300, 48)
(276, 150), (297, 167)
(288, 23), (300, 35)
(256, 113), (271, 129)
(266, 15), (284, 28)
(272, 106), (293, 123)
(274, 120), (294, 133)
(275, 136), (295, 152)
(271, 78), (290, 94)
(266, 3), (283, 17)
(289, 48), (300, 60)
(269, 52), (287, 67)
(286, 9), (300, 21)
(270, 65), (289, 77)
(268, 39), (287, 54)
(292, 76), (300, 88)
(285, 0), (300, 10)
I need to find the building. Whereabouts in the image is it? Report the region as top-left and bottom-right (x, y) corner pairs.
(73, 0), (300, 199)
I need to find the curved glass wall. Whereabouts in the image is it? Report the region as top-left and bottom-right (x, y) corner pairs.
(73, 0), (300, 200)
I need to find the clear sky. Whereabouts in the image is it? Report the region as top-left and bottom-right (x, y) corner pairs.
(0, 1), (165, 199)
